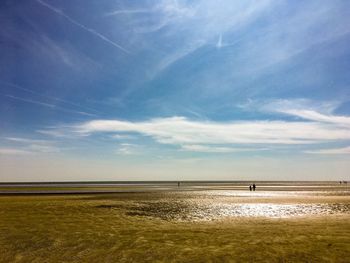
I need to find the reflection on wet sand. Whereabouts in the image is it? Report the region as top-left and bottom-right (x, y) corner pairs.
(121, 202), (350, 221)
(95, 189), (350, 221)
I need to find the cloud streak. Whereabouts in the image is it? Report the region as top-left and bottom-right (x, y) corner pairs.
(278, 109), (350, 127)
(36, 0), (130, 54)
(262, 99), (350, 128)
(181, 144), (266, 153)
(0, 137), (60, 156)
(305, 146), (350, 155)
(5, 137), (51, 144)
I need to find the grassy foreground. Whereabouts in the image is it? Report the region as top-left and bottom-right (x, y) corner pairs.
(0, 192), (349, 263)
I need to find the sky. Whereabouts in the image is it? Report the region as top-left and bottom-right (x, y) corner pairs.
(1, 0), (350, 182)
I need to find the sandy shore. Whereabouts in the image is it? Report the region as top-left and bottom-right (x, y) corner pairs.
(0, 184), (349, 262)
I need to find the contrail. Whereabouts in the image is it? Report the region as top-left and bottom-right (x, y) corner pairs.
(36, 0), (130, 54)
(3, 94), (96, 117)
(1, 80), (101, 115)
(5, 94), (55, 108)
(105, 9), (152, 17)
(216, 34), (222, 49)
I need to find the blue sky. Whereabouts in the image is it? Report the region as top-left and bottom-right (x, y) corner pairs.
(1, 0), (350, 181)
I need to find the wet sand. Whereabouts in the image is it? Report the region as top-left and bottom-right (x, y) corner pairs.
(0, 182), (349, 262)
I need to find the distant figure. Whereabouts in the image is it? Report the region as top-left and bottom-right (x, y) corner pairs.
(253, 184), (256, 191)
(249, 185), (252, 191)
(178, 182), (180, 188)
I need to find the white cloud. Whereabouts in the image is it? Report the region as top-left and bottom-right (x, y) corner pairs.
(74, 111), (350, 149)
(37, 99), (348, 153)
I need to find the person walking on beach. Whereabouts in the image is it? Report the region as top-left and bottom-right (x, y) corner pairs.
(253, 184), (256, 191)
(249, 185), (252, 191)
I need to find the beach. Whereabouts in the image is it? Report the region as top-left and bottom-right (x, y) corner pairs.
(0, 182), (349, 262)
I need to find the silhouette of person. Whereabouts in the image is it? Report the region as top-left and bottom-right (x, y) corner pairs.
(249, 185), (252, 191)
(178, 182), (180, 188)
(253, 184), (256, 191)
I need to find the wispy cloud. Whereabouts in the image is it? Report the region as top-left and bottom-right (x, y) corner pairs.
(260, 99), (339, 114)
(37, 124), (97, 139)
(145, 0), (272, 76)
(27, 144), (59, 153)
(153, 39), (206, 75)
(1, 81), (101, 115)
(3, 94), (96, 117)
(0, 137), (59, 156)
(181, 144), (266, 153)
(305, 146), (350, 155)
(111, 134), (135, 140)
(261, 99), (350, 127)
(5, 94), (55, 108)
(0, 148), (33, 156)
(36, 130), (62, 137)
(36, 0), (130, 54)
(5, 137), (51, 144)
(132, 0), (350, 86)
(279, 110), (350, 127)
(4, 137), (60, 154)
(115, 143), (140, 155)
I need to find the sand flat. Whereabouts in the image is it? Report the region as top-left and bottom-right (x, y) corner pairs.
(0, 182), (349, 262)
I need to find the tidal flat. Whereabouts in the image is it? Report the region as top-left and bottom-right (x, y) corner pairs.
(0, 182), (349, 262)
